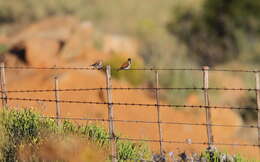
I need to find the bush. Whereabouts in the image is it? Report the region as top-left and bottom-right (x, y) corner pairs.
(167, 0), (260, 66)
(0, 109), (57, 161)
(104, 53), (145, 86)
(203, 0), (260, 34)
(117, 141), (150, 161)
(200, 149), (248, 162)
(0, 44), (8, 54)
(79, 124), (110, 147)
(0, 109), (151, 161)
(237, 94), (258, 123)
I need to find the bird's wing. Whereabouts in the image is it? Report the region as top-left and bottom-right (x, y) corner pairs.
(90, 61), (99, 66)
(119, 61), (129, 69)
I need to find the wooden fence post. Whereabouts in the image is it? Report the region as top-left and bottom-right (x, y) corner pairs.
(255, 72), (260, 147)
(0, 62), (7, 108)
(155, 71), (163, 154)
(105, 65), (117, 162)
(54, 76), (61, 126)
(203, 66), (213, 147)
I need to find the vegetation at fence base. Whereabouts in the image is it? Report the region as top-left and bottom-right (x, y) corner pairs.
(200, 150), (249, 162)
(0, 109), (151, 161)
(174, 148), (255, 162)
(116, 141), (150, 161)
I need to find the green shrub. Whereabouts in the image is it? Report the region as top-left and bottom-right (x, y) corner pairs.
(104, 53), (145, 86)
(201, 150), (251, 162)
(0, 109), (56, 161)
(117, 141), (150, 161)
(0, 44), (8, 54)
(167, 0), (260, 66)
(79, 124), (110, 147)
(237, 94), (258, 123)
(0, 109), (151, 161)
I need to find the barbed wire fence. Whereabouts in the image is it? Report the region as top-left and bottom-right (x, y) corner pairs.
(0, 62), (260, 161)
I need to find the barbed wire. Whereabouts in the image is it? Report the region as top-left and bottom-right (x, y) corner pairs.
(3, 87), (259, 93)
(3, 66), (260, 73)
(4, 66), (98, 70)
(41, 116), (258, 129)
(6, 88), (101, 93)
(117, 137), (260, 147)
(4, 97), (258, 110)
(75, 134), (260, 147)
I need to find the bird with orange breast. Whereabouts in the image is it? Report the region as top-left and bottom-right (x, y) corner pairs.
(90, 60), (103, 70)
(117, 58), (131, 71)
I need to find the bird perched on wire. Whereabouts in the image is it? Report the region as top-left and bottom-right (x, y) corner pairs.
(117, 58), (131, 71)
(90, 60), (103, 70)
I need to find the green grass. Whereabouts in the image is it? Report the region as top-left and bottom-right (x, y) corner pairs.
(201, 149), (258, 162)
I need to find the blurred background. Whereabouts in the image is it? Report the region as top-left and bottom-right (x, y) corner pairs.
(0, 0), (260, 159)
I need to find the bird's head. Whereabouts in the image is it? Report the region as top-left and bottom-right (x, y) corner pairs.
(128, 58), (131, 63)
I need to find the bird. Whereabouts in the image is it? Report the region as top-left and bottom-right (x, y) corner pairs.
(90, 60), (103, 70)
(117, 58), (131, 71)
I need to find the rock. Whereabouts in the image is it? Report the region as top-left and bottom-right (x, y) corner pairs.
(10, 16), (79, 45)
(4, 53), (25, 67)
(60, 22), (93, 60)
(0, 35), (8, 44)
(25, 37), (60, 67)
(102, 34), (139, 57)
(6, 17), (82, 67)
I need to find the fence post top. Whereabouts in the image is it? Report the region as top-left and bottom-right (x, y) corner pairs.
(106, 65), (111, 69)
(202, 66), (209, 70)
(253, 69), (259, 73)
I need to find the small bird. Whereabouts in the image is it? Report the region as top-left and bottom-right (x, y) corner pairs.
(117, 58), (131, 71)
(90, 60), (103, 70)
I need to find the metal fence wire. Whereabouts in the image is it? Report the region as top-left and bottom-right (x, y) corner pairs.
(0, 63), (260, 161)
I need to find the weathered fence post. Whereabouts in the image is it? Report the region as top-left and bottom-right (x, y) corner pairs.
(54, 76), (61, 126)
(0, 62), (7, 108)
(155, 70), (163, 154)
(203, 66), (213, 147)
(255, 71), (260, 147)
(105, 65), (117, 162)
